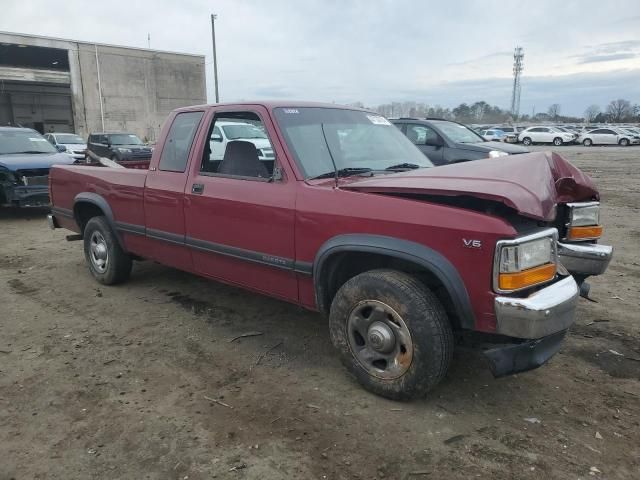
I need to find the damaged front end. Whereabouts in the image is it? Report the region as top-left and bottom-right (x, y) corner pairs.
(0, 166), (51, 207)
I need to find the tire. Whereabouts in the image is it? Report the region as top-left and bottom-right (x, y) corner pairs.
(329, 269), (453, 400)
(522, 137), (532, 146)
(553, 137), (563, 146)
(83, 216), (132, 285)
(619, 138), (629, 146)
(583, 138), (593, 147)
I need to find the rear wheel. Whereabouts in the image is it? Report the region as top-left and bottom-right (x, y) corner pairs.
(522, 137), (532, 146)
(329, 269), (453, 400)
(583, 138), (593, 146)
(83, 216), (132, 285)
(553, 137), (563, 146)
(619, 138), (629, 146)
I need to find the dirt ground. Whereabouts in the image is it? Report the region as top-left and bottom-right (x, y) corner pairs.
(1, 145), (639, 480)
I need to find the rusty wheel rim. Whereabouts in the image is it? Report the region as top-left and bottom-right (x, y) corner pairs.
(346, 300), (413, 379)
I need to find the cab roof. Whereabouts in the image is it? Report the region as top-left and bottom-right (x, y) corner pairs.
(173, 101), (373, 114)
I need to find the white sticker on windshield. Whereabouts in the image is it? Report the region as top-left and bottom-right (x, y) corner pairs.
(283, 108), (299, 114)
(29, 137), (48, 142)
(367, 115), (391, 126)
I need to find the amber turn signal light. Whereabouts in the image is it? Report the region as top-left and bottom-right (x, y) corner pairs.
(499, 263), (556, 291)
(567, 225), (603, 241)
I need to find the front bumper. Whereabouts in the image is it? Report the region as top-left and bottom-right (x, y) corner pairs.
(494, 276), (578, 339)
(558, 242), (613, 276)
(1, 185), (50, 207)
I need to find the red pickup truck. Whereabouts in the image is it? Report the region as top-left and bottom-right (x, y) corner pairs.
(47, 102), (612, 399)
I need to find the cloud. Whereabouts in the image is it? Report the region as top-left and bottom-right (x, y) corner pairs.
(0, 0), (638, 116)
(448, 51), (513, 66)
(578, 53), (637, 64)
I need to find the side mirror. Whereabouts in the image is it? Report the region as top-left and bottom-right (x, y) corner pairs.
(425, 137), (444, 147)
(211, 133), (222, 142)
(55, 144), (67, 152)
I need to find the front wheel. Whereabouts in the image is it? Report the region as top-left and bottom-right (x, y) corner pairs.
(583, 138), (593, 146)
(329, 269), (453, 400)
(553, 137), (563, 146)
(83, 216), (132, 285)
(619, 138), (629, 146)
(522, 137), (532, 146)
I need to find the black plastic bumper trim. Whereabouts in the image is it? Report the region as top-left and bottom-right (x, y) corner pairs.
(482, 329), (568, 378)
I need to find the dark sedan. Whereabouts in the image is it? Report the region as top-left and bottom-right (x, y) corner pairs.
(391, 118), (529, 165)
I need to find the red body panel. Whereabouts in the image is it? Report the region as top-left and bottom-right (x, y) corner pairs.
(48, 102), (600, 335)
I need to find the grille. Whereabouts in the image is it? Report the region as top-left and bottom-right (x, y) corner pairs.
(22, 175), (49, 186)
(15, 168), (49, 177)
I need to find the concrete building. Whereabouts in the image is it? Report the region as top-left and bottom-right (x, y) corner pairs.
(0, 31), (206, 141)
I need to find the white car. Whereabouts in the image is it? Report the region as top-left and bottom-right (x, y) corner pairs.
(478, 129), (505, 142)
(209, 121), (274, 161)
(44, 132), (87, 160)
(577, 128), (639, 147)
(518, 126), (575, 146)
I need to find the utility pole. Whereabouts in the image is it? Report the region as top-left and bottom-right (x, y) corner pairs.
(510, 46), (524, 119)
(210, 14), (220, 103)
(147, 33), (151, 49)
(94, 44), (105, 132)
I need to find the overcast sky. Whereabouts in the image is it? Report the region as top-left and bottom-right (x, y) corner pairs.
(2, 0), (639, 116)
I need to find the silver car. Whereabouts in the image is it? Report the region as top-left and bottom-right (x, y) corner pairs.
(44, 133), (87, 160)
(577, 127), (639, 147)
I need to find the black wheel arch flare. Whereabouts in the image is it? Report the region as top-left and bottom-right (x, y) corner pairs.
(313, 234), (476, 329)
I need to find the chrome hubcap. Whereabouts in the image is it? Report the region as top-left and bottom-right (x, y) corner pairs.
(346, 300), (413, 379)
(89, 231), (108, 273)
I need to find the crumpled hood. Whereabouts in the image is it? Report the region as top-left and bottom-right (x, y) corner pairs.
(341, 151), (598, 221)
(0, 152), (76, 171)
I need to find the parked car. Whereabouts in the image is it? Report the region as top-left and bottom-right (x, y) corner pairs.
(47, 102), (611, 400)
(518, 126), (575, 146)
(209, 121), (275, 161)
(577, 128), (639, 146)
(551, 127), (578, 143)
(391, 118), (528, 165)
(87, 132), (153, 168)
(0, 126), (75, 207)
(489, 126), (519, 143)
(478, 129), (505, 142)
(620, 127), (640, 143)
(44, 132), (87, 161)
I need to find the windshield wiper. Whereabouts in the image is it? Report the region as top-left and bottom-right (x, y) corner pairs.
(385, 162), (422, 171)
(310, 167), (372, 180)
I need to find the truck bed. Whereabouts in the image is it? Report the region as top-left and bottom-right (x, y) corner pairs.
(49, 164), (147, 231)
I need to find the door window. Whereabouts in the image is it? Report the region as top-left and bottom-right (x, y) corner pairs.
(406, 124), (438, 145)
(158, 111), (204, 172)
(200, 112), (275, 180)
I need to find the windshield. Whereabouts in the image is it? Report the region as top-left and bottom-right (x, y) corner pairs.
(55, 133), (85, 144)
(110, 134), (144, 145)
(274, 107), (433, 179)
(222, 124), (267, 140)
(430, 121), (485, 144)
(0, 130), (58, 154)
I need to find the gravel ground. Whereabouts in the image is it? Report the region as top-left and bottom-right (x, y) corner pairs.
(1, 145), (639, 480)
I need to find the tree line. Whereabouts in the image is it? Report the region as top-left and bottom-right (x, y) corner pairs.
(349, 99), (640, 124)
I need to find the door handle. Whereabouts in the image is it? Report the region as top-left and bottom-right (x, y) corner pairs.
(191, 183), (204, 194)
